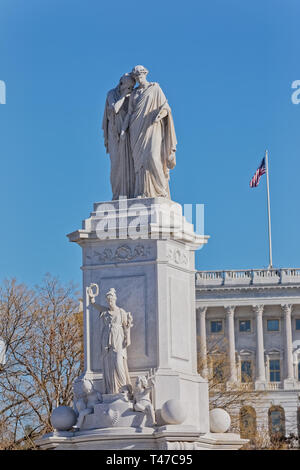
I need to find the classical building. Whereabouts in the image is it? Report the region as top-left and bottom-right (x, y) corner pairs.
(196, 267), (300, 440)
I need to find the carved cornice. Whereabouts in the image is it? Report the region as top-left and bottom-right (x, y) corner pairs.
(196, 285), (300, 293)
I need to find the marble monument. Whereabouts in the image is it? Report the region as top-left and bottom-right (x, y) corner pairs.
(37, 66), (246, 450)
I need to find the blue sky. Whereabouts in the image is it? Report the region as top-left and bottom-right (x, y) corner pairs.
(0, 0), (299, 287)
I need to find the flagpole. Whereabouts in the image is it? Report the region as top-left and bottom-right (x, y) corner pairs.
(265, 149), (273, 268)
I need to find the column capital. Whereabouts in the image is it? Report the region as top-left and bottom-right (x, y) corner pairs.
(252, 304), (264, 316)
(197, 306), (207, 316)
(281, 304), (293, 316)
(224, 305), (235, 316)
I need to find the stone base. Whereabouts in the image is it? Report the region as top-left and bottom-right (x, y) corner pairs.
(36, 426), (247, 450)
(81, 394), (151, 429)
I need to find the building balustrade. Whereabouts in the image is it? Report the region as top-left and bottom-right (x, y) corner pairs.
(196, 268), (300, 287)
(266, 382), (282, 391)
(239, 382), (255, 391)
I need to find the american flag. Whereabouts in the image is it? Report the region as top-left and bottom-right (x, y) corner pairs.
(250, 158), (266, 188)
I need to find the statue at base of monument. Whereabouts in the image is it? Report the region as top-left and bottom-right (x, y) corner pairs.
(133, 375), (156, 426)
(72, 377), (102, 430)
(88, 284), (133, 395)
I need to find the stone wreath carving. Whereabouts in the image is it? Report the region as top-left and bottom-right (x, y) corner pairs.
(86, 244), (151, 264)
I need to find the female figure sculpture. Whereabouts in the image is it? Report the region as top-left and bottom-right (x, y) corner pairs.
(121, 65), (177, 198)
(89, 286), (133, 395)
(102, 73), (136, 199)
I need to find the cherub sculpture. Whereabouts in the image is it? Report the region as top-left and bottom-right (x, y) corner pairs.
(133, 375), (156, 426)
(73, 377), (102, 430)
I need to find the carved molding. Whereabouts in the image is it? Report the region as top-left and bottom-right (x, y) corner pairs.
(167, 247), (189, 266)
(86, 244), (152, 264)
(158, 440), (198, 450)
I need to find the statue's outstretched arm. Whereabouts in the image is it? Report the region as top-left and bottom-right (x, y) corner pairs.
(87, 283), (106, 312)
(89, 298), (106, 312)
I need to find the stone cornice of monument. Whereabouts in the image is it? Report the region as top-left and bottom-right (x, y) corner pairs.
(67, 197), (209, 250)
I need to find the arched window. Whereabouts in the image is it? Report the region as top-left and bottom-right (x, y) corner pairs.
(268, 406), (285, 440)
(240, 406), (257, 439)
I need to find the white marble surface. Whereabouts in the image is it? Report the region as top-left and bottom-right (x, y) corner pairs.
(102, 66), (177, 200)
(67, 197), (209, 433)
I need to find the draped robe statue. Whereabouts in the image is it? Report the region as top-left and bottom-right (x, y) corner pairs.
(102, 74), (135, 199)
(88, 285), (133, 395)
(121, 65), (177, 199)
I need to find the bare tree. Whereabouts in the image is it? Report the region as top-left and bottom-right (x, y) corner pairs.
(197, 334), (262, 432)
(0, 275), (83, 449)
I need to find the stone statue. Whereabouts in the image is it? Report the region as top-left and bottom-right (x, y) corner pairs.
(0, 337), (6, 365)
(133, 375), (156, 426)
(121, 65), (177, 199)
(102, 73), (136, 200)
(88, 285), (133, 395)
(73, 377), (102, 430)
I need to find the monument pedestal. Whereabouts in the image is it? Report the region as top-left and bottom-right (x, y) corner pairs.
(68, 197), (209, 430)
(36, 428), (247, 450)
(37, 197), (246, 450)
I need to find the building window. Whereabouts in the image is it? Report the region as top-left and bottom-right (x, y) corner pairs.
(296, 319), (300, 330)
(269, 359), (280, 382)
(240, 406), (256, 439)
(210, 320), (223, 333)
(241, 360), (252, 382)
(268, 406), (285, 439)
(267, 319), (279, 331)
(239, 320), (251, 332)
(298, 362), (300, 381)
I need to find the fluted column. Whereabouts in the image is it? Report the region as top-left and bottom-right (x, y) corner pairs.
(282, 304), (294, 381)
(197, 307), (208, 378)
(253, 304), (265, 383)
(225, 305), (237, 382)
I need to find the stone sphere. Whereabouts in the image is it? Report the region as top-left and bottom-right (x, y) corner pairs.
(161, 399), (187, 425)
(209, 408), (231, 433)
(50, 406), (77, 431)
